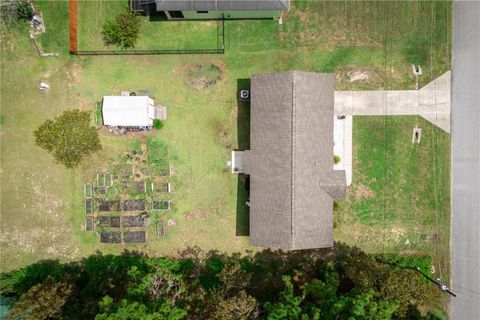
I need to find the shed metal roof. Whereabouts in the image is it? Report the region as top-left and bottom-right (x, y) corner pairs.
(155, 0), (289, 11)
(245, 71), (346, 250)
(102, 96), (156, 127)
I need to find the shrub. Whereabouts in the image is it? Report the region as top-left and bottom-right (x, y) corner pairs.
(1, 0), (32, 24)
(34, 109), (101, 168)
(15, 0), (33, 21)
(152, 119), (164, 130)
(333, 155), (341, 164)
(102, 8), (140, 49)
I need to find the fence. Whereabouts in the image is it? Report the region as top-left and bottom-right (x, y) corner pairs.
(69, 0), (225, 56)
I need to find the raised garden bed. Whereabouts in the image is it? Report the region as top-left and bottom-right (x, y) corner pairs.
(85, 199), (93, 214)
(97, 172), (112, 187)
(84, 183), (93, 198)
(152, 200), (171, 210)
(125, 181), (146, 194)
(122, 215), (146, 228)
(100, 232), (121, 243)
(124, 200), (146, 211)
(98, 200), (121, 211)
(152, 182), (170, 193)
(156, 221), (166, 236)
(123, 231), (146, 243)
(97, 216), (121, 228)
(85, 216), (94, 231)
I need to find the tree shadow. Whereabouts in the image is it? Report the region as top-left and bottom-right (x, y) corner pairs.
(236, 78), (251, 236)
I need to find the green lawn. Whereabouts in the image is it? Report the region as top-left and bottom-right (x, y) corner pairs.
(76, 1), (221, 51)
(1, 0), (451, 278)
(334, 116), (451, 281)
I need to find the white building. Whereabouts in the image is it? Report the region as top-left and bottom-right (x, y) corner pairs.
(102, 96), (166, 127)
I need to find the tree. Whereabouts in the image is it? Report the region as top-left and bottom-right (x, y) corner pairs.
(34, 109), (101, 168)
(15, 0), (33, 20)
(102, 8), (140, 49)
(7, 276), (74, 320)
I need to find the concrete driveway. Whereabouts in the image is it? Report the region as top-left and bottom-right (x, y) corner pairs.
(335, 72), (451, 133)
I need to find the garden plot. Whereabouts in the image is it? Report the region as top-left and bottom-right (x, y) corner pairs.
(151, 182), (170, 193)
(112, 164), (133, 180)
(124, 200), (146, 211)
(100, 232), (121, 243)
(124, 181), (146, 194)
(83, 140), (172, 244)
(85, 217), (94, 232)
(85, 199), (93, 214)
(122, 215), (147, 228)
(152, 200), (171, 211)
(156, 221), (167, 237)
(84, 183), (93, 198)
(96, 216), (121, 228)
(98, 200), (121, 212)
(97, 172), (113, 187)
(123, 231), (146, 244)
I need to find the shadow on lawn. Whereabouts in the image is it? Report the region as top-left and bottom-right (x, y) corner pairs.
(235, 78), (251, 236)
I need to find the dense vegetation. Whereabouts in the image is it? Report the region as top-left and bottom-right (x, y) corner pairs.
(1, 245), (445, 319)
(102, 8), (140, 49)
(33, 110), (101, 168)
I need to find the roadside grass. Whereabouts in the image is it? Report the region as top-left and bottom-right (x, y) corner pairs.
(1, 0), (451, 285)
(77, 1), (220, 51)
(334, 116), (451, 281)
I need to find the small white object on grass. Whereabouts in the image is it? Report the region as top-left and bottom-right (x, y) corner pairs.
(39, 82), (50, 90)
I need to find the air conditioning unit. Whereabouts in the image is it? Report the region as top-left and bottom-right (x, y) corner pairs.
(240, 90), (250, 101)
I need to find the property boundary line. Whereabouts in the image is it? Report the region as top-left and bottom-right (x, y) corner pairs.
(69, 0), (78, 53)
(69, 4), (225, 56)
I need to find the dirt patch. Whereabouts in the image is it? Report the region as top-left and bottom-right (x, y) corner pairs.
(185, 210), (203, 221)
(336, 66), (381, 90)
(187, 63), (222, 90)
(354, 184), (375, 199)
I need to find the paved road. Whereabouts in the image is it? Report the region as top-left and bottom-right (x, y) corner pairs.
(335, 72), (451, 132)
(451, 1), (480, 319)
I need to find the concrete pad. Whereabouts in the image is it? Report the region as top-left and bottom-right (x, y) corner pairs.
(333, 115), (352, 186)
(333, 91), (353, 114)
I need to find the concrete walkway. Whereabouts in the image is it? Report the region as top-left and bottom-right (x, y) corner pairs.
(334, 71), (451, 133)
(333, 116), (352, 186)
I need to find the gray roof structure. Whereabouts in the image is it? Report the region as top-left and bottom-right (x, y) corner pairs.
(244, 71), (346, 250)
(155, 0), (289, 11)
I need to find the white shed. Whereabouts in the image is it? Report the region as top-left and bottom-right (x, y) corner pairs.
(102, 96), (166, 127)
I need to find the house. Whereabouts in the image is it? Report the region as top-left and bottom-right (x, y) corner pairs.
(232, 71), (346, 250)
(131, 0), (290, 20)
(102, 96), (166, 128)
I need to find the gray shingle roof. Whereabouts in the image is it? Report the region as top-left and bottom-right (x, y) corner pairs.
(245, 71), (346, 250)
(155, 0), (289, 11)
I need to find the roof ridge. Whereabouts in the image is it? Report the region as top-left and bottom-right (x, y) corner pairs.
(290, 73), (296, 248)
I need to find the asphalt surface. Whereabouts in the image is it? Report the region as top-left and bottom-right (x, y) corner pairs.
(451, 1), (480, 319)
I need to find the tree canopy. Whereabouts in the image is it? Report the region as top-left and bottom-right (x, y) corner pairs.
(33, 109), (101, 168)
(102, 8), (141, 49)
(0, 245), (445, 320)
